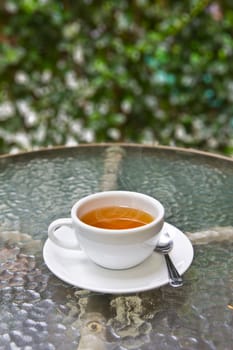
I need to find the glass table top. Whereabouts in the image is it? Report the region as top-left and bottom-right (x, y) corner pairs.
(0, 144), (233, 350)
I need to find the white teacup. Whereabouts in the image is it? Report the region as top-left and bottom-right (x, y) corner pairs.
(48, 191), (165, 270)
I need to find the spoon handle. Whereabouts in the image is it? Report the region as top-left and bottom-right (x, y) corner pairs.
(165, 254), (183, 287)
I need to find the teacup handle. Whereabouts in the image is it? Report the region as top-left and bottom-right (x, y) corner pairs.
(48, 218), (81, 250)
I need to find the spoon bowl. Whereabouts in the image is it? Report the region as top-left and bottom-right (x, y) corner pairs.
(156, 231), (174, 254)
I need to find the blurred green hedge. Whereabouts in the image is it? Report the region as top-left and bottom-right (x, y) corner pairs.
(0, 0), (233, 155)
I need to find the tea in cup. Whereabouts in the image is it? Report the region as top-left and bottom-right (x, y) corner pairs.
(48, 191), (165, 269)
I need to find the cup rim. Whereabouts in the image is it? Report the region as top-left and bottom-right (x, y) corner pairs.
(71, 190), (165, 235)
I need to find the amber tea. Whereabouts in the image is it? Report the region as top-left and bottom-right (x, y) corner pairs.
(80, 206), (154, 229)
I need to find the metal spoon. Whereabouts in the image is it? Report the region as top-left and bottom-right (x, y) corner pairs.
(155, 232), (183, 287)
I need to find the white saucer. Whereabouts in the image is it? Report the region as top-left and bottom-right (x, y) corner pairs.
(43, 222), (194, 294)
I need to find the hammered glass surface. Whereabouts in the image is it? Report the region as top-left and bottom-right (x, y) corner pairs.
(0, 144), (233, 350)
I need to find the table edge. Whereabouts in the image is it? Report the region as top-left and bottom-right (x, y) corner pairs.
(0, 142), (233, 163)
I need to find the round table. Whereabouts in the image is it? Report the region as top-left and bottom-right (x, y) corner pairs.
(0, 144), (233, 350)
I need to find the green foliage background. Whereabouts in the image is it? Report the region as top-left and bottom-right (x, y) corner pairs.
(0, 0), (233, 155)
